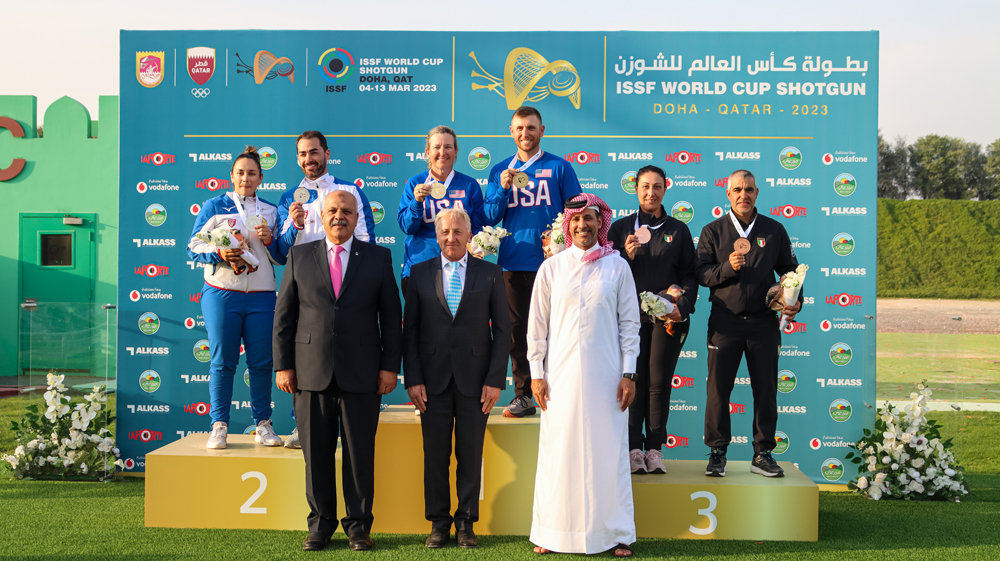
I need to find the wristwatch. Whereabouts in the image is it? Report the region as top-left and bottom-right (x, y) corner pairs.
(622, 372), (637, 381)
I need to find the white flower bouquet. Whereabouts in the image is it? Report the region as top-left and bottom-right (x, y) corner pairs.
(471, 225), (511, 256)
(639, 291), (675, 321)
(3, 372), (121, 480)
(541, 213), (566, 258)
(778, 263), (808, 331)
(845, 381), (968, 502)
(196, 226), (259, 267)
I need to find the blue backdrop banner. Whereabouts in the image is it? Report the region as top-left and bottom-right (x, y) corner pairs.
(118, 30), (878, 483)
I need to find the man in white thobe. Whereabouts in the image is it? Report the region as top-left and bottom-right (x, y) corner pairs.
(527, 192), (641, 557)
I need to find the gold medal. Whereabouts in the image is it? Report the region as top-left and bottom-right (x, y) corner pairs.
(430, 182), (447, 199)
(513, 172), (530, 189)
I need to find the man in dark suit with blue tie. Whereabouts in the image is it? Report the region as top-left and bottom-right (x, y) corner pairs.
(403, 207), (511, 549)
(273, 190), (402, 552)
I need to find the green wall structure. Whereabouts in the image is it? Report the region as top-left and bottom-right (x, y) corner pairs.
(0, 95), (119, 380)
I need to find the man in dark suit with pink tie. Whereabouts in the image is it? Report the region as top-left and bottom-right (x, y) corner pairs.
(273, 190), (402, 552)
(403, 207), (511, 549)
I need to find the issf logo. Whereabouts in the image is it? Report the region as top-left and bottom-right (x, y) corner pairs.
(821, 458), (845, 481)
(830, 342), (852, 366)
(468, 147), (491, 171)
(779, 146), (802, 170)
(777, 370), (797, 393)
(318, 48), (354, 84)
(832, 232), (855, 256)
(829, 399), (852, 422)
(671, 201), (693, 223)
(773, 431), (789, 454)
(834, 173), (857, 197)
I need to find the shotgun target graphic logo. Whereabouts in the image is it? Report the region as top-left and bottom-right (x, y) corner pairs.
(470, 48), (581, 109)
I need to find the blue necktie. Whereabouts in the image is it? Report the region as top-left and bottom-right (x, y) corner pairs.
(446, 261), (461, 316)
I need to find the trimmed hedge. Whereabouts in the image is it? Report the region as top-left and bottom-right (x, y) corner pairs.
(879, 199), (1000, 298)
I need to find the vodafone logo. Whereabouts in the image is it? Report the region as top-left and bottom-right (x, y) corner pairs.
(129, 290), (140, 302)
(664, 177), (673, 189)
(355, 178), (365, 189)
(240, 344), (245, 355)
(712, 206), (724, 218)
(184, 317), (196, 329)
(137, 181), (148, 194)
(358, 152), (392, 166)
(810, 438), (821, 450)
(822, 153), (833, 165)
(821, 320), (833, 332)
(190, 203), (201, 215)
(123, 458), (136, 470)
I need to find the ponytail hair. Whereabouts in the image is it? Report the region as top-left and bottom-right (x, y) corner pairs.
(232, 145), (263, 174)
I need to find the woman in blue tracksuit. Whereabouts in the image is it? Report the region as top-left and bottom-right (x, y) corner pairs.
(187, 146), (286, 450)
(397, 125), (486, 297)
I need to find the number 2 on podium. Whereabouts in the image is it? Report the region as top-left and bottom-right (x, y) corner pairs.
(689, 491), (718, 535)
(241, 471), (268, 514)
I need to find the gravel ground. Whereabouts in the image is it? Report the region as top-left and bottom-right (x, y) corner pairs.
(877, 299), (1000, 334)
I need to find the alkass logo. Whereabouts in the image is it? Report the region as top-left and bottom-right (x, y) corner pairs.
(828, 293), (863, 306)
(664, 151), (701, 164)
(565, 151), (600, 165)
(782, 321), (807, 334)
(358, 152), (392, 166)
(184, 402), (211, 416)
(665, 434), (690, 449)
(189, 292), (202, 303)
(671, 375), (695, 388)
(729, 402), (746, 414)
(771, 205), (807, 218)
(128, 429), (163, 443)
(140, 152), (176, 166)
(135, 264), (169, 277)
(195, 177), (231, 191)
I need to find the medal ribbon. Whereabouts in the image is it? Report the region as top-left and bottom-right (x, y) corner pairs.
(425, 168), (455, 190)
(228, 191), (261, 237)
(728, 210), (757, 239)
(634, 214), (667, 232)
(506, 150), (544, 173)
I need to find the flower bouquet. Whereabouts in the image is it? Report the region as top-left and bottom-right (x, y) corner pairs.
(845, 381), (968, 502)
(196, 226), (259, 271)
(470, 225), (511, 257)
(541, 213), (566, 258)
(641, 286), (686, 335)
(3, 372), (121, 480)
(778, 263), (808, 331)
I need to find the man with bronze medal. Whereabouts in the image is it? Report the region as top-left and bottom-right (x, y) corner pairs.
(695, 170), (801, 478)
(609, 165), (698, 475)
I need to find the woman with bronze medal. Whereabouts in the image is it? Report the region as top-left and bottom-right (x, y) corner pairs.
(397, 126), (487, 297)
(187, 146), (287, 449)
(609, 165), (699, 475)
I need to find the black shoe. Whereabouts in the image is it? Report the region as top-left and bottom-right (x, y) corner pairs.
(456, 528), (479, 549)
(705, 448), (727, 477)
(751, 451), (785, 477)
(302, 532), (331, 551)
(426, 528), (449, 548)
(349, 533), (374, 551)
(502, 395), (537, 418)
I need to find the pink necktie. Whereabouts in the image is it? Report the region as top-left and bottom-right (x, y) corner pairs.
(331, 245), (344, 298)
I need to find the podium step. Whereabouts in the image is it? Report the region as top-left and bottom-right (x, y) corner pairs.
(145, 407), (816, 541)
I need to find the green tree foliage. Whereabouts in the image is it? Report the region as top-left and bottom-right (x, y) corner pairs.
(909, 135), (987, 200)
(983, 138), (1000, 201)
(878, 199), (1000, 298)
(878, 130), (911, 199)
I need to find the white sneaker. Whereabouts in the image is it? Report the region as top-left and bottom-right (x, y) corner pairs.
(206, 421), (228, 449)
(645, 448), (667, 474)
(255, 419), (283, 447)
(284, 426), (301, 449)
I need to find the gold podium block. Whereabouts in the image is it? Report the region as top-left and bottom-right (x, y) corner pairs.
(145, 407), (816, 541)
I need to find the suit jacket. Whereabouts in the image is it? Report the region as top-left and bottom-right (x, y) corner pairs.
(273, 237), (402, 393)
(402, 254), (511, 397)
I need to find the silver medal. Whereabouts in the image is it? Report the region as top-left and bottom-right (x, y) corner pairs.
(245, 215), (263, 230)
(293, 187), (310, 203)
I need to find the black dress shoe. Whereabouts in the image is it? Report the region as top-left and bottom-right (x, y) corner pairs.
(302, 533), (331, 551)
(425, 528), (449, 548)
(349, 533), (374, 551)
(456, 528), (479, 549)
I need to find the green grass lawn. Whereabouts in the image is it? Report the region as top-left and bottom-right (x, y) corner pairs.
(877, 333), (1000, 403)
(0, 411), (997, 560)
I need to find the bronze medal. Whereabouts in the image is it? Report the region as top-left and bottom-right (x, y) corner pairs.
(635, 226), (651, 244)
(734, 238), (752, 254)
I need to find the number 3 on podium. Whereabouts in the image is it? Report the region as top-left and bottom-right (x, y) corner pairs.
(688, 491), (718, 535)
(241, 471), (268, 514)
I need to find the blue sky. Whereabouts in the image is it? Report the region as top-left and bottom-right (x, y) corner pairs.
(2, 0), (997, 146)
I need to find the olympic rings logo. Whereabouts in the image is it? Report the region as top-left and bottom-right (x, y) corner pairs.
(191, 88), (211, 98)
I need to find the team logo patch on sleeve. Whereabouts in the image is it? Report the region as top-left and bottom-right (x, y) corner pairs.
(756, 237), (766, 247)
